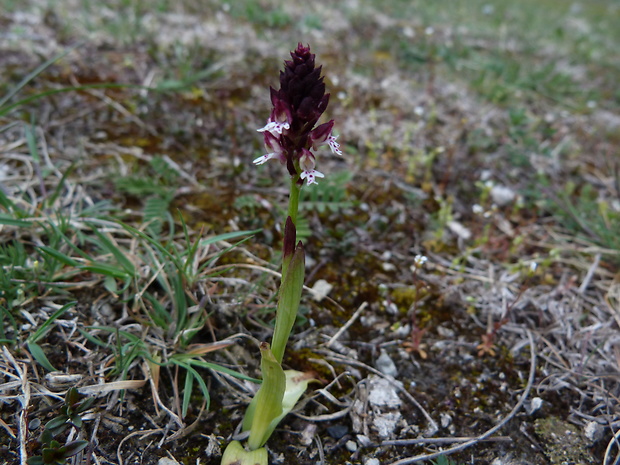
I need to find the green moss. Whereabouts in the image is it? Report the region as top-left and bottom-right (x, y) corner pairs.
(534, 417), (595, 465)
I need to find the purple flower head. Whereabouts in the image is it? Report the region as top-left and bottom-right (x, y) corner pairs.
(254, 43), (341, 185)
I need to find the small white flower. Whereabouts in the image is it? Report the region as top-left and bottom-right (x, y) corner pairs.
(300, 169), (325, 185)
(299, 149), (325, 185)
(413, 254), (428, 269)
(257, 120), (290, 136)
(310, 121), (343, 156)
(253, 132), (286, 165)
(327, 135), (343, 156)
(253, 152), (279, 165)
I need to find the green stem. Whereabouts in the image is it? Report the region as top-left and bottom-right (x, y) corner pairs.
(287, 176), (301, 227)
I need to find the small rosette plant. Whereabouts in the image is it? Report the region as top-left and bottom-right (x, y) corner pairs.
(221, 44), (342, 465)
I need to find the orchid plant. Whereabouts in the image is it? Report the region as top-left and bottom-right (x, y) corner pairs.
(221, 44), (342, 465)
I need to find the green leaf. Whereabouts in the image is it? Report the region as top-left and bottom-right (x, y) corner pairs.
(77, 329), (109, 349)
(118, 221), (178, 264)
(0, 46), (76, 113)
(25, 123), (41, 164)
(267, 369), (313, 438)
(220, 441), (267, 465)
(26, 456), (44, 465)
(144, 194), (172, 236)
(271, 243), (305, 364)
(198, 229), (262, 246)
(245, 344), (285, 450)
(27, 342), (56, 372)
(0, 214), (31, 227)
(103, 275), (118, 294)
(143, 292), (172, 328)
(47, 163), (77, 208)
(37, 246), (80, 267)
(62, 440), (89, 457)
(44, 415), (70, 436)
(182, 369), (194, 418)
(0, 189), (20, 212)
(172, 272), (188, 335)
(242, 357), (313, 451)
(27, 302), (77, 344)
(81, 263), (130, 280)
(89, 227), (136, 277)
(41, 446), (64, 465)
(171, 361), (211, 415)
(175, 356), (261, 383)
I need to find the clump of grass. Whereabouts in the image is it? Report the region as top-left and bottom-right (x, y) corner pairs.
(0, 51), (266, 431)
(540, 178), (620, 263)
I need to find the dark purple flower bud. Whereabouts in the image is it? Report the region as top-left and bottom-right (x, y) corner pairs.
(283, 216), (297, 260)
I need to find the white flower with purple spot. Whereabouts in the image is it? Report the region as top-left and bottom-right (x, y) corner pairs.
(253, 132), (286, 165)
(299, 149), (324, 185)
(325, 134), (342, 156)
(257, 120), (290, 136)
(310, 120), (343, 156)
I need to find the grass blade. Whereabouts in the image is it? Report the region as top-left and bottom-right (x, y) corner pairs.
(198, 229), (262, 247)
(27, 342), (57, 371)
(0, 45), (76, 112)
(182, 368), (194, 417)
(27, 301), (77, 344)
(38, 245), (80, 267)
(0, 215), (32, 227)
(89, 227), (136, 277)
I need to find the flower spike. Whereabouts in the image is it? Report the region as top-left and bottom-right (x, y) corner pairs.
(253, 43), (342, 186)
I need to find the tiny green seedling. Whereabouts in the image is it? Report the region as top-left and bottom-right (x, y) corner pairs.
(27, 388), (93, 465)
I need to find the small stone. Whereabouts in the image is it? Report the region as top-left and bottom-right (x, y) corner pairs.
(364, 459), (380, 465)
(526, 397), (543, 415)
(490, 185), (516, 207)
(373, 411), (402, 438)
(381, 262), (396, 271)
(447, 221), (471, 240)
(584, 421), (604, 443)
(436, 326), (455, 338)
(311, 279), (333, 301)
(357, 435), (373, 447)
(376, 350), (398, 377)
(157, 458), (179, 465)
(345, 440), (357, 452)
(28, 418), (41, 430)
(368, 375), (402, 408)
(204, 434), (221, 457)
(300, 423), (317, 446)
(384, 300), (399, 315)
(440, 412), (452, 428)
(327, 424), (349, 439)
